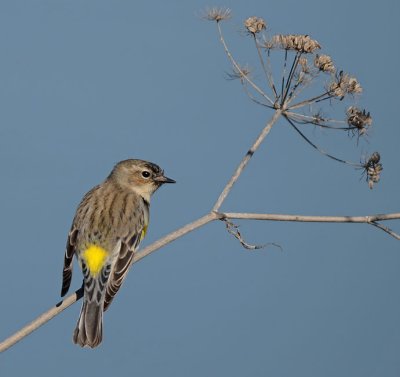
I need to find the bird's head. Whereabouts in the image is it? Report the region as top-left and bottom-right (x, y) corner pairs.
(109, 159), (175, 201)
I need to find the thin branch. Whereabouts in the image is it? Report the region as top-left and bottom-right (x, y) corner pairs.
(217, 22), (274, 105)
(220, 212), (400, 223)
(220, 212), (400, 241)
(212, 109), (282, 212)
(253, 36), (278, 98)
(132, 213), (216, 263)
(289, 90), (332, 110)
(285, 72), (316, 105)
(223, 218), (275, 250)
(242, 81), (273, 108)
(289, 117), (351, 131)
(282, 51), (301, 104)
(284, 115), (361, 167)
(2, 210), (400, 352)
(0, 79), (284, 354)
(286, 111), (347, 126)
(0, 288), (83, 353)
(369, 221), (400, 240)
(0, 213), (217, 353)
(280, 50), (288, 99)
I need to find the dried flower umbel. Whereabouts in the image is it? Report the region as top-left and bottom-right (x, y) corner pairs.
(226, 65), (252, 81)
(314, 54), (335, 73)
(330, 71), (362, 98)
(272, 34), (321, 53)
(244, 16), (266, 34)
(299, 57), (311, 74)
(362, 152), (383, 189)
(204, 7), (232, 22)
(346, 107), (372, 137)
(207, 10), (382, 188)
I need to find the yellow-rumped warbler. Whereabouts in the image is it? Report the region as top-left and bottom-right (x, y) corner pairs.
(60, 159), (175, 348)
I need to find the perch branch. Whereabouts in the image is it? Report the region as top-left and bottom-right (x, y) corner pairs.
(212, 109), (282, 211)
(2, 210), (400, 353)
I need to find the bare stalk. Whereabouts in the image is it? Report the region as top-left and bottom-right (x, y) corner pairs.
(286, 111), (347, 126)
(285, 115), (361, 167)
(253, 36), (278, 98)
(0, 213), (216, 353)
(0, 288), (84, 353)
(220, 212), (400, 240)
(132, 213), (216, 263)
(2, 209), (400, 352)
(369, 222), (400, 240)
(289, 90), (332, 110)
(0, 105), (282, 353)
(212, 109), (282, 212)
(242, 81), (271, 108)
(221, 212), (400, 223)
(217, 22), (274, 105)
(282, 51), (301, 103)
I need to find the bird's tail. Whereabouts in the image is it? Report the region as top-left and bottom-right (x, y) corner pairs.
(73, 300), (104, 348)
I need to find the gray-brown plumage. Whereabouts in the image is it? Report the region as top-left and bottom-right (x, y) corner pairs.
(61, 159), (175, 348)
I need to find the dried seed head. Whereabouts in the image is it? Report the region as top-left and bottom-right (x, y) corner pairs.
(244, 16), (266, 34)
(347, 77), (362, 95)
(272, 34), (321, 53)
(293, 57), (312, 85)
(367, 163), (383, 189)
(329, 71), (362, 98)
(204, 7), (232, 22)
(369, 152), (381, 164)
(363, 152), (382, 189)
(312, 111), (326, 125)
(299, 57), (311, 74)
(260, 35), (275, 49)
(226, 65), (252, 80)
(346, 106), (372, 136)
(314, 54), (335, 73)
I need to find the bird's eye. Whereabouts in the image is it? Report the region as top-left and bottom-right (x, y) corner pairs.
(141, 171), (151, 178)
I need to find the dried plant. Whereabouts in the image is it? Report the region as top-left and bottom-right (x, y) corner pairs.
(314, 54), (335, 73)
(203, 7), (232, 22)
(1, 8), (394, 354)
(346, 106), (372, 138)
(361, 152), (383, 189)
(205, 10), (382, 188)
(244, 16), (267, 34)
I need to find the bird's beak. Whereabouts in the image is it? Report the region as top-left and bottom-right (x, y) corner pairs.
(154, 175), (176, 184)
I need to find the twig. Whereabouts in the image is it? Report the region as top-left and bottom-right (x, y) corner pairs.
(285, 115), (361, 167)
(286, 111), (347, 127)
(212, 109), (282, 212)
(2, 210), (400, 352)
(0, 288), (84, 353)
(0, 213), (217, 353)
(241, 81), (273, 108)
(289, 90), (332, 110)
(217, 22), (274, 105)
(253, 36), (278, 98)
(369, 221), (400, 240)
(220, 212), (400, 223)
(223, 218), (279, 250)
(282, 51), (301, 104)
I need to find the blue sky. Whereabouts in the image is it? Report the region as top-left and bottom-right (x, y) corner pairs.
(1, 1), (400, 376)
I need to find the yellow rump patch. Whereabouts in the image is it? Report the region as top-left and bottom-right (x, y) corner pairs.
(140, 225), (148, 241)
(83, 244), (108, 276)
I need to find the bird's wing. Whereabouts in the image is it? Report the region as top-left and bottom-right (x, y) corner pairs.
(103, 228), (145, 311)
(61, 185), (102, 297)
(61, 227), (78, 297)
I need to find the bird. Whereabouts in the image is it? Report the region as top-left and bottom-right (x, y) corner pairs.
(60, 159), (175, 348)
